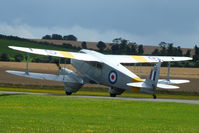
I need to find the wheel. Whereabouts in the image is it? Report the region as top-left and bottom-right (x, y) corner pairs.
(65, 91), (72, 95)
(110, 93), (116, 97)
(153, 94), (157, 99)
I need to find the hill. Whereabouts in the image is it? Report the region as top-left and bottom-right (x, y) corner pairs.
(0, 37), (79, 62)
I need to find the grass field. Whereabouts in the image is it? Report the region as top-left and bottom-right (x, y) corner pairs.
(0, 93), (199, 133)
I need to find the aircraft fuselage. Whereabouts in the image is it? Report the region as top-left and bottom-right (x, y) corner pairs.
(71, 49), (140, 90)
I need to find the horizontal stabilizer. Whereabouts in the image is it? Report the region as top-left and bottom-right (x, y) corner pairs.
(6, 70), (83, 84)
(157, 84), (179, 89)
(127, 82), (149, 88)
(158, 79), (190, 84)
(127, 82), (179, 89)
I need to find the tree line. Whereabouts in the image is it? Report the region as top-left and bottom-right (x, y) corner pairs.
(42, 34), (77, 41)
(0, 34), (198, 67)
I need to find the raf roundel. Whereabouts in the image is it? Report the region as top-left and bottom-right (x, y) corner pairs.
(108, 70), (117, 84)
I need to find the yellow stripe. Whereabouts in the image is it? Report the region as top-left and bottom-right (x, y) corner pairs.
(131, 56), (148, 63)
(132, 77), (143, 82)
(131, 77), (143, 92)
(131, 87), (140, 92)
(58, 51), (75, 59)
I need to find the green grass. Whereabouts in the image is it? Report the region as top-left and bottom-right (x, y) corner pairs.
(0, 94), (199, 133)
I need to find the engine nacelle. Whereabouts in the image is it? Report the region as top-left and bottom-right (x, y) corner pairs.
(64, 82), (83, 93)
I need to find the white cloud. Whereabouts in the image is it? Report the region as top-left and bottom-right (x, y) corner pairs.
(0, 22), (198, 48)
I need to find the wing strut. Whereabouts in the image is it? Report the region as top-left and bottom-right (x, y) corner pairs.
(25, 54), (29, 75)
(139, 63), (142, 77)
(166, 62), (170, 81)
(134, 64), (136, 73)
(63, 59), (67, 80)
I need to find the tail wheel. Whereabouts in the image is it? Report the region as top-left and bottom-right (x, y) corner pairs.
(65, 91), (72, 95)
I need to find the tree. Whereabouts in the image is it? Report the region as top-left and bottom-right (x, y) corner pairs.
(159, 41), (167, 48)
(97, 41), (106, 52)
(81, 41), (87, 49)
(14, 54), (24, 62)
(152, 49), (160, 56)
(112, 38), (122, 44)
(42, 35), (51, 39)
(159, 42), (167, 56)
(184, 49), (191, 57)
(63, 35), (77, 41)
(167, 43), (174, 56)
(52, 34), (63, 40)
(130, 43), (137, 55)
(111, 44), (120, 54)
(0, 53), (10, 61)
(193, 45), (199, 62)
(126, 45), (131, 55)
(176, 46), (182, 56)
(138, 45), (144, 55)
(194, 45), (199, 55)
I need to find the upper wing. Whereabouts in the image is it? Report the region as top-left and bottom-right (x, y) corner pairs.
(9, 46), (101, 62)
(106, 55), (192, 63)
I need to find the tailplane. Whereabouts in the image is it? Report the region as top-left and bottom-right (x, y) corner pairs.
(127, 61), (161, 98)
(127, 61), (190, 98)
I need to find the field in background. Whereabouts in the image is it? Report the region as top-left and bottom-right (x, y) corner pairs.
(0, 62), (199, 94)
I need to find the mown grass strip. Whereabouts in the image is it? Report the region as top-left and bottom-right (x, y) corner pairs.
(0, 87), (199, 100)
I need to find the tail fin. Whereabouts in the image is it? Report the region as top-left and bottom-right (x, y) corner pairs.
(145, 61), (161, 89)
(127, 61), (161, 94)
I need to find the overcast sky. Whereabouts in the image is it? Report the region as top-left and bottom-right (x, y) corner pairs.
(0, 0), (199, 48)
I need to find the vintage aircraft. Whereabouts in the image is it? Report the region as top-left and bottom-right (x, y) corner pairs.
(6, 46), (192, 99)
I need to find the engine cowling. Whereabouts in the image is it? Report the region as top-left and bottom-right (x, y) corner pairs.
(60, 68), (84, 94)
(64, 82), (83, 93)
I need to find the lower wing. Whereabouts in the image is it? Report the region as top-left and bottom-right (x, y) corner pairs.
(6, 70), (83, 84)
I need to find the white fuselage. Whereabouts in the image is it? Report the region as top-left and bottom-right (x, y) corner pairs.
(71, 49), (139, 90)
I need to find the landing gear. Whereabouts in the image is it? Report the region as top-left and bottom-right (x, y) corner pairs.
(65, 91), (72, 95)
(153, 94), (157, 99)
(110, 93), (116, 97)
